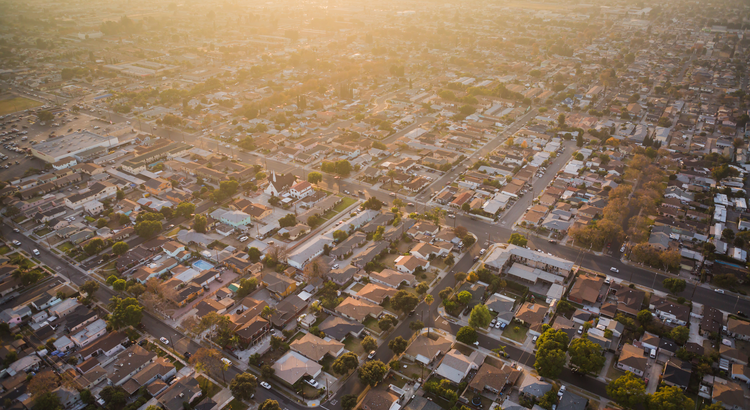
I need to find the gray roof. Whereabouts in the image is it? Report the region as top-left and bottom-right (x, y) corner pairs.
(558, 390), (588, 410)
(519, 374), (552, 398)
(318, 316), (364, 341)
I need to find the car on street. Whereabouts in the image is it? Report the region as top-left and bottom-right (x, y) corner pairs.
(367, 351), (376, 360)
(480, 248), (486, 255)
(558, 386), (566, 397)
(620, 246), (626, 253)
(610, 267), (619, 273)
(715, 289), (725, 294)
(260, 382), (272, 390)
(221, 358), (232, 366)
(12, 228), (19, 233)
(159, 337), (169, 345)
(32, 249), (40, 256)
(11, 240), (21, 246)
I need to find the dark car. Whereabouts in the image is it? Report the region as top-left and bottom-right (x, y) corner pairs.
(184, 352), (191, 359)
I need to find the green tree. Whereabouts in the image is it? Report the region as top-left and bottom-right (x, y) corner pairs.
(670, 326), (690, 345)
(456, 326), (477, 344)
(36, 111), (54, 123)
(247, 247), (261, 262)
(388, 336), (408, 355)
(637, 309), (653, 325)
(469, 304), (493, 328)
(557, 113), (566, 127)
(378, 316), (395, 331)
(112, 241), (129, 256)
(415, 281), (429, 295)
(341, 395), (358, 410)
(391, 290), (419, 314)
(508, 233), (528, 247)
(33, 392), (61, 410)
(80, 280), (99, 298)
(662, 278), (686, 294)
(534, 347), (567, 379)
(362, 197), (383, 210)
(193, 214), (207, 233)
(229, 372), (257, 401)
(606, 373), (646, 409)
(112, 279), (126, 292)
(648, 385), (694, 410)
(358, 360), (388, 386)
(409, 321), (425, 332)
(258, 400), (281, 410)
(457, 290), (472, 305)
(83, 238), (105, 256)
(96, 218), (108, 228)
(568, 337), (606, 375)
(307, 172), (322, 184)
(331, 352), (359, 375)
(135, 220), (162, 238)
(362, 336), (378, 352)
(439, 286), (453, 300)
(332, 230), (349, 242)
(278, 214), (296, 228)
(175, 202), (196, 218)
(235, 278), (258, 299)
(261, 364), (274, 380)
(108, 297), (143, 329)
(116, 189), (125, 200)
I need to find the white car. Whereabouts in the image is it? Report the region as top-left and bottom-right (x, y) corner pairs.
(260, 381), (272, 390)
(620, 246), (626, 253)
(610, 267), (619, 273)
(220, 358), (232, 366)
(715, 289), (725, 294)
(238, 236), (249, 242)
(32, 249), (40, 256)
(332, 264), (339, 269)
(305, 379), (320, 388)
(480, 248), (486, 255)
(159, 337), (169, 345)
(11, 240), (21, 246)
(558, 385), (566, 397)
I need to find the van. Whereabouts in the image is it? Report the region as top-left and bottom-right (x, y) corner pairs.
(649, 349), (657, 359)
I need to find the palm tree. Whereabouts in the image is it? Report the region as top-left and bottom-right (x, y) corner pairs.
(386, 169), (397, 189)
(424, 294), (434, 336)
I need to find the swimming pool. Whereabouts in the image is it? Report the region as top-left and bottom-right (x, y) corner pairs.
(192, 260), (214, 272)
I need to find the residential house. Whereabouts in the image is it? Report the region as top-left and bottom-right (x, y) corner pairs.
(356, 283), (397, 305)
(727, 318), (750, 341)
(662, 357), (692, 390)
(568, 275), (604, 305)
(157, 378), (202, 410)
(272, 351), (322, 386)
(361, 390), (401, 410)
(335, 297), (383, 322)
(369, 269), (416, 289)
(290, 333), (345, 362)
(485, 293), (516, 325)
(261, 271), (297, 300)
(617, 344), (647, 377)
(318, 316), (365, 342)
(403, 334), (453, 365)
(435, 348), (483, 384)
(394, 255), (429, 274)
(468, 362), (522, 395)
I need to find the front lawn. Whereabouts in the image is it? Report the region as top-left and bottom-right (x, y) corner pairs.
(34, 228), (52, 237)
(363, 316), (381, 334)
(343, 335), (366, 357)
(333, 196), (358, 213)
(501, 323), (528, 343)
(227, 399), (249, 410)
(0, 245), (10, 255)
(197, 375), (221, 398)
(57, 242), (74, 253)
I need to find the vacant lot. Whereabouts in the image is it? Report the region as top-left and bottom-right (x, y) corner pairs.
(0, 96), (43, 116)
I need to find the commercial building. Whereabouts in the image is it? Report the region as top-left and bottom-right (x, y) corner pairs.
(31, 131), (119, 163)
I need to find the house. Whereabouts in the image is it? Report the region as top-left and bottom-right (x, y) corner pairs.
(107, 345), (157, 386)
(261, 271), (297, 299)
(435, 348), (483, 384)
(712, 378), (746, 410)
(369, 269), (415, 289)
(568, 275), (604, 305)
(394, 255), (429, 274)
(727, 318), (750, 341)
(608, 284), (645, 317)
(69, 318), (107, 348)
(403, 334), (453, 365)
(289, 181), (313, 199)
(272, 351), (322, 386)
(650, 296), (690, 326)
(515, 302), (546, 330)
(318, 316), (365, 341)
(76, 331), (128, 362)
(410, 242), (444, 260)
(485, 293), (516, 325)
(291, 333), (345, 362)
(270, 295), (307, 328)
(123, 357), (176, 395)
(157, 378), (202, 410)
(731, 363), (750, 384)
(662, 357), (692, 390)
(331, 232), (368, 260)
(329, 264), (359, 286)
(468, 362), (521, 394)
(558, 390), (588, 410)
(144, 178), (172, 196)
(361, 390), (401, 410)
(335, 297), (383, 322)
(617, 344), (647, 377)
(357, 283), (397, 305)
(405, 397), (442, 410)
(519, 374), (552, 399)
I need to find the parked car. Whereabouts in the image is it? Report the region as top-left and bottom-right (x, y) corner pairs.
(260, 382), (272, 390)
(305, 379), (320, 389)
(11, 240), (21, 246)
(610, 267), (619, 273)
(367, 351), (376, 360)
(32, 249), (40, 256)
(159, 337), (169, 345)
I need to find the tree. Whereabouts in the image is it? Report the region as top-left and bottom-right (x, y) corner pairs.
(362, 197), (384, 210)
(258, 400), (281, 410)
(80, 280), (99, 298)
(160, 207), (173, 219)
(331, 352), (359, 375)
(391, 290), (419, 313)
(648, 386), (694, 410)
(175, 202), (196, 218)
(444, 253), (455, 266)
(568, 337), (606, 375)
(278, 214), (296, 228)
(190, 348), (225, 380)
(112, 241), (129, 256)
(260, 364), (274, 380)
(193, 214), (207, 233)
(462, 234), (476, 247)
(508, 233), (528, 247)
(83, 238), (105, 255)
(135, 220), (162, 238)
(332, 230), (349, 242)
(358, 360), (388, 386)
(307, 172), (322, 184)
(439, 287), (453, 300)
(557, 113), (566, 127)
(722, 227), (735, 241)
(662, 278), (686, 294)
(454, 271), (467, 282)
(457, 290), (472, 305)
(416, 281), (429, 295)
(36, 110), (54, 123)
(378, 316), (394, 331)
(341, 395), (358, 410)
(108, 297), (143, 329)
(456, 326), (477, 344)
(469, 304), (493, 328)
(670, 326), (689, 345)
(637, 309), (653, 325)
(112, 279), (126, 292)
(409, 321), (425, 331)
(362, 336), (378, 352)
(534, 347), (567, 379)
(247, 247), (262, 263)
(388, 336), (408, 355)
(96, 218), (108, 228)
(606, 373), (646, 409)
(28, 371), (58, 397)
(33, 392), (61, 410)
(229, 372), (257, 401)
(235, 278), (258, 299)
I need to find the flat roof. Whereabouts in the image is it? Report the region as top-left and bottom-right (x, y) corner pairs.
(33, 131), (118, 161)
